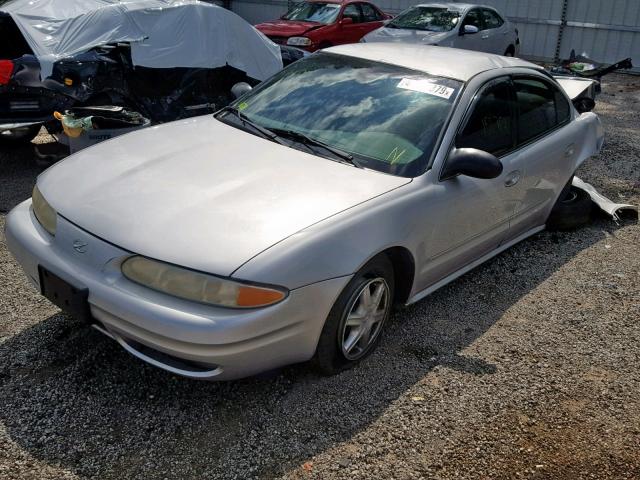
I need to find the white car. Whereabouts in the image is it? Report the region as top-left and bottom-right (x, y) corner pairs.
(6, 45), (601, 380)
(362, 2), (520, 56)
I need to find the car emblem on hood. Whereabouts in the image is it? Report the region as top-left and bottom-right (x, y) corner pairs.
(73, 240), (88, 254)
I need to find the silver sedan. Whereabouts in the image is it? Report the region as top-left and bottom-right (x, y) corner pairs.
(6, 44), (603, 380)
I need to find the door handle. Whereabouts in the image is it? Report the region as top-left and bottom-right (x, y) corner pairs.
(482, 35), (489, 39)
(504, 170), (521, 187)
(564, 144), (575, 157)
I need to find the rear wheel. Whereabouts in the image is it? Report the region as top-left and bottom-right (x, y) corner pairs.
(547, 185), (593, 231)
(315, 255), (394, 375)
(504, 45), (515, 57)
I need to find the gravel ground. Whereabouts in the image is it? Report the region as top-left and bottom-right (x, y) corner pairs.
(1, 74), (639, 480)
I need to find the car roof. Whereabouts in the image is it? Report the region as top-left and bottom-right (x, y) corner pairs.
(410, 3), (495, 12)
(324, 43), (540, 82)
(307, 0), (364, 4)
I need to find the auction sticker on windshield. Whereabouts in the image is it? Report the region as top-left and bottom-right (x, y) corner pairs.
(397, 78), (455, 99)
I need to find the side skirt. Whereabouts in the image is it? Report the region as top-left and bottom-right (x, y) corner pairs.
(405, 225), (545, 306)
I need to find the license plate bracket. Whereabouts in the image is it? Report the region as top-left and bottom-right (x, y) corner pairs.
(38, 266), (90, 322)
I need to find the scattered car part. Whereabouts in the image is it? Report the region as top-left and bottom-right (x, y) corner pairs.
(552, 50), (633, 81)
(6, 45), (606, 380)
(573, 176), (638, 222)
(54, 106), (151, 153)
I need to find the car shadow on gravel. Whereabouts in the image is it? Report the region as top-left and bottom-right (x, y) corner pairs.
(0, 217), (631, 479)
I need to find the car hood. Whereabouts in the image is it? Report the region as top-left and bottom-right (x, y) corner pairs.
(364, 27), (450, 44)
(38, 116), (410, 278)
(255, 20), (323, 37)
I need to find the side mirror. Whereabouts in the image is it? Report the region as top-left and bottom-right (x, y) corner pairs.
(231, 82), (252, 99)
(460, 24), (479, 35)
(340, 17), (354, 26)
(441, 148), (503, 180)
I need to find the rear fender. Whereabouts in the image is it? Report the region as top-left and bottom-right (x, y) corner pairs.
(572, 111), (604, 170)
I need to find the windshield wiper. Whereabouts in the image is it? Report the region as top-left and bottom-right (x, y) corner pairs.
(270, 128), (361, 167)
(217, 106), (285, 145)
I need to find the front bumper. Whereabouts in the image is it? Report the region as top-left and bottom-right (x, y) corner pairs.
(5, 200), (350, 380)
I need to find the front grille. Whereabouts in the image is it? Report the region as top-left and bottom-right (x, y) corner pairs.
(9, 99), (40, 111)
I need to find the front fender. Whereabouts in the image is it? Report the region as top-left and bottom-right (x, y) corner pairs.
(231, 181), (422, 290)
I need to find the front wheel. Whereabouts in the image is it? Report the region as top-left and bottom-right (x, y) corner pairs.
(314, 255), (394, 375)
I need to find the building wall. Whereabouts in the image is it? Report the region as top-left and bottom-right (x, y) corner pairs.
(231, 0), (639, 71)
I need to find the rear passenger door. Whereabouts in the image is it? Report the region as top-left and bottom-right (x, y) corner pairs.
(360, 2), (386, 32)
(480, 8), (508, 54)
(506, 75), (580, 238)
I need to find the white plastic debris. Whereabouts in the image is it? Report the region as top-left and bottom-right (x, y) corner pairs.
(573, 176), (638, 222)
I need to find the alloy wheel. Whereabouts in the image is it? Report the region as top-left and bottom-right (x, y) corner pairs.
(340, 277), (390, 361)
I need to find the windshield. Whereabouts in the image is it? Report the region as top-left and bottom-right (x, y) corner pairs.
(388, 7), (461, 32)
(222, 54), (462, 177)
(283, 2), (341, 24)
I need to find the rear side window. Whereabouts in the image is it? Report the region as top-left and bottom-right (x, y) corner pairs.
(360, 3), (381, 22)
(514, 77), (570, 144)
(482, 9), (504, 29)
(457, 78), (514, 156)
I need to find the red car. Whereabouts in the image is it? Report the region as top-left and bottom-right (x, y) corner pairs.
(255, 0), (391, 52)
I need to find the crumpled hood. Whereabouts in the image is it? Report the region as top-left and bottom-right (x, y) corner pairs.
(255, 20), (322, 37)
(364, 27), (449, 45)
(38, 116), (409, 277)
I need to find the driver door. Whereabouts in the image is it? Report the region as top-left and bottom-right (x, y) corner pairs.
(335, 3), (366, 44)
(416, 77), (521, 290)
(453, 8), (487, 52)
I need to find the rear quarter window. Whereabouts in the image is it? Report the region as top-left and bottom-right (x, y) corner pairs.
(514, 77), (570, 145)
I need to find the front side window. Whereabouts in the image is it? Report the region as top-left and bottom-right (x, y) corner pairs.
(220, 54), (462, 177)
(360, 3), (381, 22)
(387, 7), (461, 32)
(514, 77), (570, 144)
(481, 9), (504, 29)
(283, 2), (341, 24)
(342, 4), (363, 23)
(457, 78), (514, 156)
(462, 9), (483, 30)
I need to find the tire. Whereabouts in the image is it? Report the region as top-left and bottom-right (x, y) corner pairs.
(546, 185), (593, 231)
(0, 124), (41, 144)
(504, 46), (515, 57)
(315, 254), (395, 375)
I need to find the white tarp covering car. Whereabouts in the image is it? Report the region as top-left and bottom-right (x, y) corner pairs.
(1, 0), (282, 79)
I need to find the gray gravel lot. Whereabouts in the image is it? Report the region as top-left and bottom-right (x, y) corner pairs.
(1, 74), (639, 480)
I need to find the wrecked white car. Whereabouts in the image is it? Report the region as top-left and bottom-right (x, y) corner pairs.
(0, 0), (303, 142)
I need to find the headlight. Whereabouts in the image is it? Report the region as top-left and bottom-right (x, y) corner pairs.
(287, 36), (312, 47)
(121, 256), (288, 308)
(32, 185), (57, 235)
